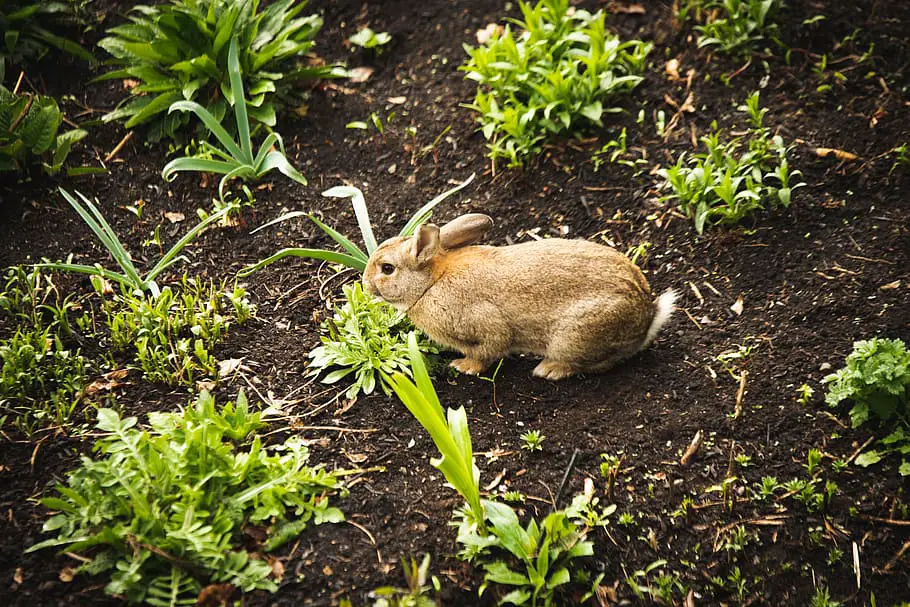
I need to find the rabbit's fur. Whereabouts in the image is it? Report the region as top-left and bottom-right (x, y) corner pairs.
(363, 213), (676, 380)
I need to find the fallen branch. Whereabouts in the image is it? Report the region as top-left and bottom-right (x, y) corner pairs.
(679, 430), (703, 466)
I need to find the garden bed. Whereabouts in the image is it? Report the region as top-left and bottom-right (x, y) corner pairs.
(1, 0), (909, 605)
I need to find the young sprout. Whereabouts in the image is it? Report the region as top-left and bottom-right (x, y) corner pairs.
(618, 512), (636, 527)
(599, 453), (623, 499)
(520, 430), (545, 452)
(797, 383), (815, 405)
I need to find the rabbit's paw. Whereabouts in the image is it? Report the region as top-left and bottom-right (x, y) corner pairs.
(450, 357), (488, 375)
(532, 360), (575, 381)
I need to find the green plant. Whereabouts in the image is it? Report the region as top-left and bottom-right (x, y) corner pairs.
(97, 0), (336, 141)
(0, 1), (93, 65)
(0, 265), (91, 338)
(823, 338), (910, 476)
(460, 0), (651, 167)
(599, 453), (621, 498)
(349, 27), (391, 52)
(0, 325), (87, 436)
(371, 554), (439, 607)
(0, 80), (87, 175)
(797, 383), (814, 405)
(39, 189), (232, 297)
(756, 476), (779, 500)
(678, 0), (785, 55)
(626, 561), (686, 603)
(657, 91), (804, 234)
(161, 37), (306, 199)
(100, 277), (253, 386)
(384, 333), (484, 527)
(240, 173), (475, 276)
(28, 391), (344, 604)
(810, 586), (841, 607)
(890, 144), (910, 175)
(520, 429), (545, 452)
(308, 283), (436, 400)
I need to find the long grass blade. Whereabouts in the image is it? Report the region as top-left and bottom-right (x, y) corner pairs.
(249, 211), (307, 235)
(400, 172), (476, 236)
(146, 206), (233, 282)
(227, 37), (253, 161)
(161, 157), (240, 182)
(238, 248), (366, 277)
(305, 214), (368, 263)
(322, 186), (378, 254)
(34, 262), (132, 288)
(168, 101), (245, 160)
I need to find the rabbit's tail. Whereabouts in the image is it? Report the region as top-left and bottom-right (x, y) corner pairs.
(641, 289), (677, 349)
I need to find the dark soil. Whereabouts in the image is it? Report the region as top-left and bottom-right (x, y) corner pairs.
(1, 0), (909, 606)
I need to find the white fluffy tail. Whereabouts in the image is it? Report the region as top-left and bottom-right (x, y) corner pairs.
(642, 289), (677, 348)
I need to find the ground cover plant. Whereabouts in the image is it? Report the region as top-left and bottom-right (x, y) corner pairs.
(461, 0), (651, 167)
(657, 91), (803, 233)
(677, 0), (785, 55)
(2, 0), (910, 605)
(97, 0), (335, 141)
(28, 390), (344, 605)
(0, 0), (94, 65)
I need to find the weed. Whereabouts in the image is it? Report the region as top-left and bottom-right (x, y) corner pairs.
(41, 189), (232, 297)
(100, 277), (253, 386)
(349, 27), (391, 53)
(797, 383), (815, 405)
(0, 81), (87, 176)
(755, 476), (779, 500)
(890, 144), (910, 175)
(162, 37), (307, 199)
(29, 391), (343, 604)
(591, 128), (648, 173)
(309, 283), (436, 400)
(810, 586), (842, 607)
(678, 0), (785, 56)
(502, 491), (525, 503)
(823, 338), (910, 476)
(618, 512), (635, 526)
(0, 326), (87, 436)
(370, 554), (439, 607)
(627, 561), (686, 603)
(520, 429), (545, 452)
(658, 91), (804, 234)
(599, 453), (622, 498)
(461, 0), (651, 167)
(241, 173), (475, 275)
(97, 0), (337, 141)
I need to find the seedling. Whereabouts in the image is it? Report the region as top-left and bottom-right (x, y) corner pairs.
(370, 554), (439, 607)
(797, 383), (815, 405)
(349, 27), (392, 52)
(678, 0), (785, 56)
(599, 453), (622, 498)
(162, 37), (307, 199)
(520, 429), (545, 452)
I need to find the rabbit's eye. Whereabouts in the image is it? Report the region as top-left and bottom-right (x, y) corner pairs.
(381, 263), (395, 275)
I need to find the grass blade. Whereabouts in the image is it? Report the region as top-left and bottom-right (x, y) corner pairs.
(168, 101), (245, 160)
(400, 172), (476, 236)
(146, 206), (233, 282)
(322, 185), (378, 254)
(238, 248), (366, 277)
(305, 214), (369, 263)
(161, 157), (240, 182)
(227, 37), (252, 162)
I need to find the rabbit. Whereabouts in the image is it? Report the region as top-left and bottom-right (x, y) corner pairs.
(363, 213), (676, 380)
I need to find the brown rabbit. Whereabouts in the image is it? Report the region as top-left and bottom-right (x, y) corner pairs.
(363, 214), (676, 380)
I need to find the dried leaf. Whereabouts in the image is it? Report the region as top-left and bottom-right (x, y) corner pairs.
(217, 358), (243, 377)
(386, 96), (406, 105)
(59, 567), (75, 582)
(348, 66), (374, 83)
(731, 295), (744, 316)
(814, 147), (859, 161)
(13, 567), (23, 585)
(164, 211), (185, 224)
(122, 79), (139, 90)
(880, 280), (901, 290)
(666, 58), (681, 80)
(476, 23), (503, 45)
(196, 583), (235, 607)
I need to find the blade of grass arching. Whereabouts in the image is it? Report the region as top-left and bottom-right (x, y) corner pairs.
(252, 132), (281, 168)
(146, 206), (233, 282)
(59, 189), (143, 288)
(400, 172), (476, 236)
(237, 248), (366, 278)
(219, 164), (255, 201)
(34, 262), (132, 289)
(227, 37), (253, 162)
(322, 185), (378, 254)
(249, 211), (307, 235)
(407, 332), (442, 416)
(161, 157), (240, 183)
(260, 150), (307, 186)
(306, 214), (368, 263)
(168, 101), (245, 161)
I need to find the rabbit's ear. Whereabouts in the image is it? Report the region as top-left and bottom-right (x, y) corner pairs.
(440, 213), (493, 249)
(411, 223), (440, 265)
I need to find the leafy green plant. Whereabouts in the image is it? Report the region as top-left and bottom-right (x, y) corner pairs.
(29, 391), (344, 605)
(161, 37), (307, 199)
(309, 283), (436, 400)
(0, 1), (93, 65)
(890, 144), (910, 175)
(100, 277), (253, 386)
(460, 0), (651, 167)
(657, 91), (803, 234)
(386, 336), (608, 607)
(349, 27), (391, 52)
(240, 173), (475, 276)
(370, 554), (439, 607)
(520, 429), (545, 452)
(0, 265), (91, 338)
(823, 338), (910, 476)
(678, 0), (785, 55)
(39, 189), (232, 297)
(0, 325), (87, 436)
(0, 81), (87, 175)
(384, 333), (485, 527)
(97, 0), (336, 141)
